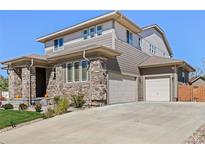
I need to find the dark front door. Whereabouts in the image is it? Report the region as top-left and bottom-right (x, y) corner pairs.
(36, 67), (46, 97)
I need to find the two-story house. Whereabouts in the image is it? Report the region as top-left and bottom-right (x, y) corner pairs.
(1, 11), (195, 105)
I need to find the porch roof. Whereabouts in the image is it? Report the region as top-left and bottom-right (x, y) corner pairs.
(1, 45), (121, 67)
(138, 56), (195, 72)
(47, 45), (121, 61)
(1, 54), (48, 65)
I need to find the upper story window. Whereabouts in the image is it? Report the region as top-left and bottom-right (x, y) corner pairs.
(139, 37), (142, 48)
(83, 29), (89, 40)
(66, 60), (88, 83)
(149, 44), (156, 54)
(89, 27), (95, 38)
(96, 25), (102, 36)
(126, 30), (133, 45)
(83, 25), (103, 40)
(54, 38), (64, 51)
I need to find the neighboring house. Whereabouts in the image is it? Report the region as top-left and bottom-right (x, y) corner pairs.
(1, 11), (195, 105)
(189, 76), (205, 86)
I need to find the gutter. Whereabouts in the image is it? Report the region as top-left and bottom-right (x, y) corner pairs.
(82, 50), (92, 105)
(29, 58), (34, 106)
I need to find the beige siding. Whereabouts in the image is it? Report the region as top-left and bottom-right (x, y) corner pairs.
(140, 28), (170, 58)
(46, 31), (114, 56)
(115, 21), (141, 49)
(107, 39), (150, 75)
(45, 21), (113, 55)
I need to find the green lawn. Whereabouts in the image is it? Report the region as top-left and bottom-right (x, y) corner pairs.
(0, 109), (43, 129)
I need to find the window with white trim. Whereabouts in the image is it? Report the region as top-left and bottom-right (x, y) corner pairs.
(54, 38), (64, 51)
(149, 44), (156, 54)
(83, 29), (89, 40)
(126, 30), (133, 45)
(74, 62), (80, 82)
(67, 63), (73, 82)
(96, 25), (102, 36)
(89, 27), (95, 38)
(66, 60), (88, 83)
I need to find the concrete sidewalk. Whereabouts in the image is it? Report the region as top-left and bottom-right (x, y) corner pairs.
(0, 102), (205, 144)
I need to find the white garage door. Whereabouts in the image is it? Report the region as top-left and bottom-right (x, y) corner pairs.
(145, 77), (170, 102)
(109, 72), (137, 104)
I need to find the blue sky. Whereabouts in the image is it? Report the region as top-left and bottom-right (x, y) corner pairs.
(0, 10), (205, 77)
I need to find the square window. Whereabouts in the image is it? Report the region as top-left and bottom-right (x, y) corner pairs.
(54, 38), (64, 51)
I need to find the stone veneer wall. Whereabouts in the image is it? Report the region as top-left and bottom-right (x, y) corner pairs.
(46, 57), (108, 105)
(22, 67), (36, 99)
(9, 70), (22, 98)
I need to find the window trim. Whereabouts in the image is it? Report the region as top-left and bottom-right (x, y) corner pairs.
(96, 24), (103, 36)
(66, 60), (89, 83)
(82, 28), (89, 40)
(53, 38), (64, 52)
(126, 30), (133, 45)
(89, 26), (95, 38)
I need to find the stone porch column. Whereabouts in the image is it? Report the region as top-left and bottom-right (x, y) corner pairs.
(22, 67), (36, 99)
(8, 70), (22, 99)
(90, 57), (108, 105)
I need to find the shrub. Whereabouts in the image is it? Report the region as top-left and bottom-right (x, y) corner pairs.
(35, 102), (42, 112)
(1, 103), (14, 110)
(0, 101), (2, 107)
(72, 95), (86, 108)
(19, 103), (29, 111)
(43, 107), (55, 119)
(54, 96), (69, 115)
(54, 96), (60, 104)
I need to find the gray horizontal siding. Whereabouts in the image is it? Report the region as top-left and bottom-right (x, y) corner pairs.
(46, 32), (113, 55)
(107, 39), (150, 75)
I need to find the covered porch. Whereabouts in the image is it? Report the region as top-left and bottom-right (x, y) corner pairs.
(1, 54), (50, 103)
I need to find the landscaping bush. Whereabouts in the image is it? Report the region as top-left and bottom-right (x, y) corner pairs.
(54, 96), (69, 115)
(72, 95), (86, 108)
(54, 96), (60, 104)
(35, 102), (42, 112)
(1, 103), (14, 110)
(0, 101), (2, 108)
(19, 103), (29, 111)
(43, 107), (55, 119)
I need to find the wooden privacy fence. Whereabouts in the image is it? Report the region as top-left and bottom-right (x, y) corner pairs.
(178, 85), (205, 102)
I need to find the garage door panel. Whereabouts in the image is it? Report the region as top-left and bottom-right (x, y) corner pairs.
(146, 78), (170, 102)
(109, 73), (137, 104)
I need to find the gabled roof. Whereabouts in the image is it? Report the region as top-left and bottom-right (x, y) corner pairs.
(189, 76), (205, 84)
(139, 56), (195, 72)
(37, 11), (142, 43)
(142, 24), (173, 57)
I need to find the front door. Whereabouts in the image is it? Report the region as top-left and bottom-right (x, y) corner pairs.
(36, 67), (46, 97)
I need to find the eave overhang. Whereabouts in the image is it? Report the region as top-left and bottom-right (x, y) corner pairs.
(36, 11), (142, 43)
(139, 61), (195, 72)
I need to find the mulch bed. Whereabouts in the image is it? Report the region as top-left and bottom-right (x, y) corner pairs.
(185, 124), (205, 144)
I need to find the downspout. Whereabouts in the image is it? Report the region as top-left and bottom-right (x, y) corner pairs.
(29, 58), (34, 106)
(83, 50), (92, 106)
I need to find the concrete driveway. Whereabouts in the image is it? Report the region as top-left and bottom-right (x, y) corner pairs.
(1, 102), (205, 144)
